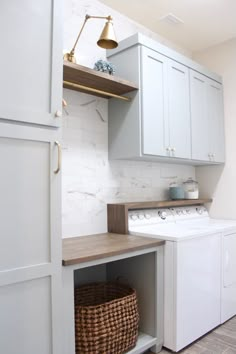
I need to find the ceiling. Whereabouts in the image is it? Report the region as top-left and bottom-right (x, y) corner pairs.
(99, 0), (236, 52)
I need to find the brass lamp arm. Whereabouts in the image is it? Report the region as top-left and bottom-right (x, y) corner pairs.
(70, 15), (113, 56)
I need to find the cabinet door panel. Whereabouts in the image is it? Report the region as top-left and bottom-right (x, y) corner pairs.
(0, 277), (52, 354)
(207, 80), (225, 163)
(168, 60), (191, 159)
(0, 137), (50, 270)
(141, 48), (169, 156)
(190, 71), (209, 161)
(0, 0), (62, 127)
(0, 122), (62, 354)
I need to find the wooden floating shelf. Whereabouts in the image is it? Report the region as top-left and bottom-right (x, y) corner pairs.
(108, 199), (212, 234)
(63, 61), (138, 100)
(109, 198), (212, 210)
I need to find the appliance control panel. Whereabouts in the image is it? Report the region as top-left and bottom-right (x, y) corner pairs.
(172, 206), (208, 220)
(128, 206), (208, 226)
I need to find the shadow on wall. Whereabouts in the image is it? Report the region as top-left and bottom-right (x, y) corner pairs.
(196, 164), (225, 210)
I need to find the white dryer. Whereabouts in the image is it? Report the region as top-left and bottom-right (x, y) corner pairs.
(128, 206), (236, 352)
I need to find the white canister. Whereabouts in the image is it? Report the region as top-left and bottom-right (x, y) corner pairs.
(183, 178), (199, 199)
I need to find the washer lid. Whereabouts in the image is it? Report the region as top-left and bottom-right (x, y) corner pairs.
(129, 223), (217, 241)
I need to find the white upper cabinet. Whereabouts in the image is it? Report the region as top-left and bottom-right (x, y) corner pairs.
(0, 0), (62, 127)
(141, 48), (168, 157)
(207, 80), (225, 163)
(167, 60), (191, 159)
(108, 33), (225, 165)
(190, 70), (225, 163)
(141, 47), (191, 159)
(190, 71), (209, 161)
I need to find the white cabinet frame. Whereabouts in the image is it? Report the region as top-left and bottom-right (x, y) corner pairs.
(62, 246), (164, 354)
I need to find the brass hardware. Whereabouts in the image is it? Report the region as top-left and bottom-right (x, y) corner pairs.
(63, 14), (118, 64)
(54, 141), (61, 174)
(97, 15), (117, 49)
(62, 99), (67, 107)
(63, 80), (131, 101)
(55, 110), (62, 118)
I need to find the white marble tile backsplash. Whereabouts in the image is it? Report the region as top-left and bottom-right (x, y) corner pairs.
(62, 90), (195, 237)
(62, 0), (195, 238)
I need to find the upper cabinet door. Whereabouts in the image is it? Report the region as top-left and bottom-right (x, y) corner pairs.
(190, 70), (209, 161)
(0, 0), (62, 127)
(168, 60), (191, 159)
(207, 79), (225, 163)
(141, 47), (169, 156)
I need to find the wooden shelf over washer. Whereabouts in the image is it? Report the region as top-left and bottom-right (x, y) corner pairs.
(107, 199), (212, 234)
(63, 61), (138, 100)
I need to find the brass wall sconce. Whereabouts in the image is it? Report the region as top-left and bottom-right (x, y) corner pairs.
(64, 14), (118, 63)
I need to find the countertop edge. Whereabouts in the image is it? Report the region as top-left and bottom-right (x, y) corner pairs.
(62, 234), (165, 266)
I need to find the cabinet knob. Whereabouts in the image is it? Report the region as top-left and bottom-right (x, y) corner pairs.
(208, 153), (215, 161)
(55, 110), (62, 118)
(171, 147), (176, 152)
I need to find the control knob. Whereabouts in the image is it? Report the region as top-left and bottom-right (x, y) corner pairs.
(138, 214), (145, 220)
(158, 210), (167, 220)
(196, 207), (203, 215)
(130, 214), (138, 221)
(145, 213), (151, 219)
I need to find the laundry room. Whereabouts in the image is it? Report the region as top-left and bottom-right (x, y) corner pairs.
(0, 0), (236, 353)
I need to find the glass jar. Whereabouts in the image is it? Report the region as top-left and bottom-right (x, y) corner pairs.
(169, 181), (184, 200)
(183, 178), (199, 199)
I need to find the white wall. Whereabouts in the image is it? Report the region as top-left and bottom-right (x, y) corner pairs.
(194, 38), (236, 218)
(62, 0), (195, 238)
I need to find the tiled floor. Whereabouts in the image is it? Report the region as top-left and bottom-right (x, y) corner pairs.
(157, 316), (236, 354)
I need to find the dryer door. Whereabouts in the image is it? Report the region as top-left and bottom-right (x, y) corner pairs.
(222, 232), (236, 323)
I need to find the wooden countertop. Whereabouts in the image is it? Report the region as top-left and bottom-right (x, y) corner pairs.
(62, 233), (164, 266)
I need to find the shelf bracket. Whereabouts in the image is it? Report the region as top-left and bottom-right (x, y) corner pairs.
(63, 80), (131, 101)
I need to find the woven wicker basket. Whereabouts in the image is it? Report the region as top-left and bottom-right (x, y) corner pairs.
(74, 282), (139, 354)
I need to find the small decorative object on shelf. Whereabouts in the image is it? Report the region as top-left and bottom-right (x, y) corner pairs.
(94, 59), (115, 75)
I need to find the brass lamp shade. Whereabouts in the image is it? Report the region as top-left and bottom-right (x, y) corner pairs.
(64, 14), (118, 63)
(97, 19), (118, 49)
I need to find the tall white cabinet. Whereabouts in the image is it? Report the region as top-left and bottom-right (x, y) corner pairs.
(0, 2), (63, 354)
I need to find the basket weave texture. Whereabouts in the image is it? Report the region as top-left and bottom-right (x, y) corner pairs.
(74, 282), (139, 354)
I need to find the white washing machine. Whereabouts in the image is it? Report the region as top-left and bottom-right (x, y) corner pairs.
(128, 206), (236, 352)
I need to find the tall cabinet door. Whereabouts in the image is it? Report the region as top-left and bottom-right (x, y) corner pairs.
(190, 70), (209, 161)
(141, 47), (169, 156)
(0, 123), (62, 354)
(207, 79), (225, 163)
(168, 60), (191, 159)
(0, 0), (62, 127)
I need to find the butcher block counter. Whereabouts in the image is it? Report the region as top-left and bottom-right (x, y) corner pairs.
(62, 232), (165, 266)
